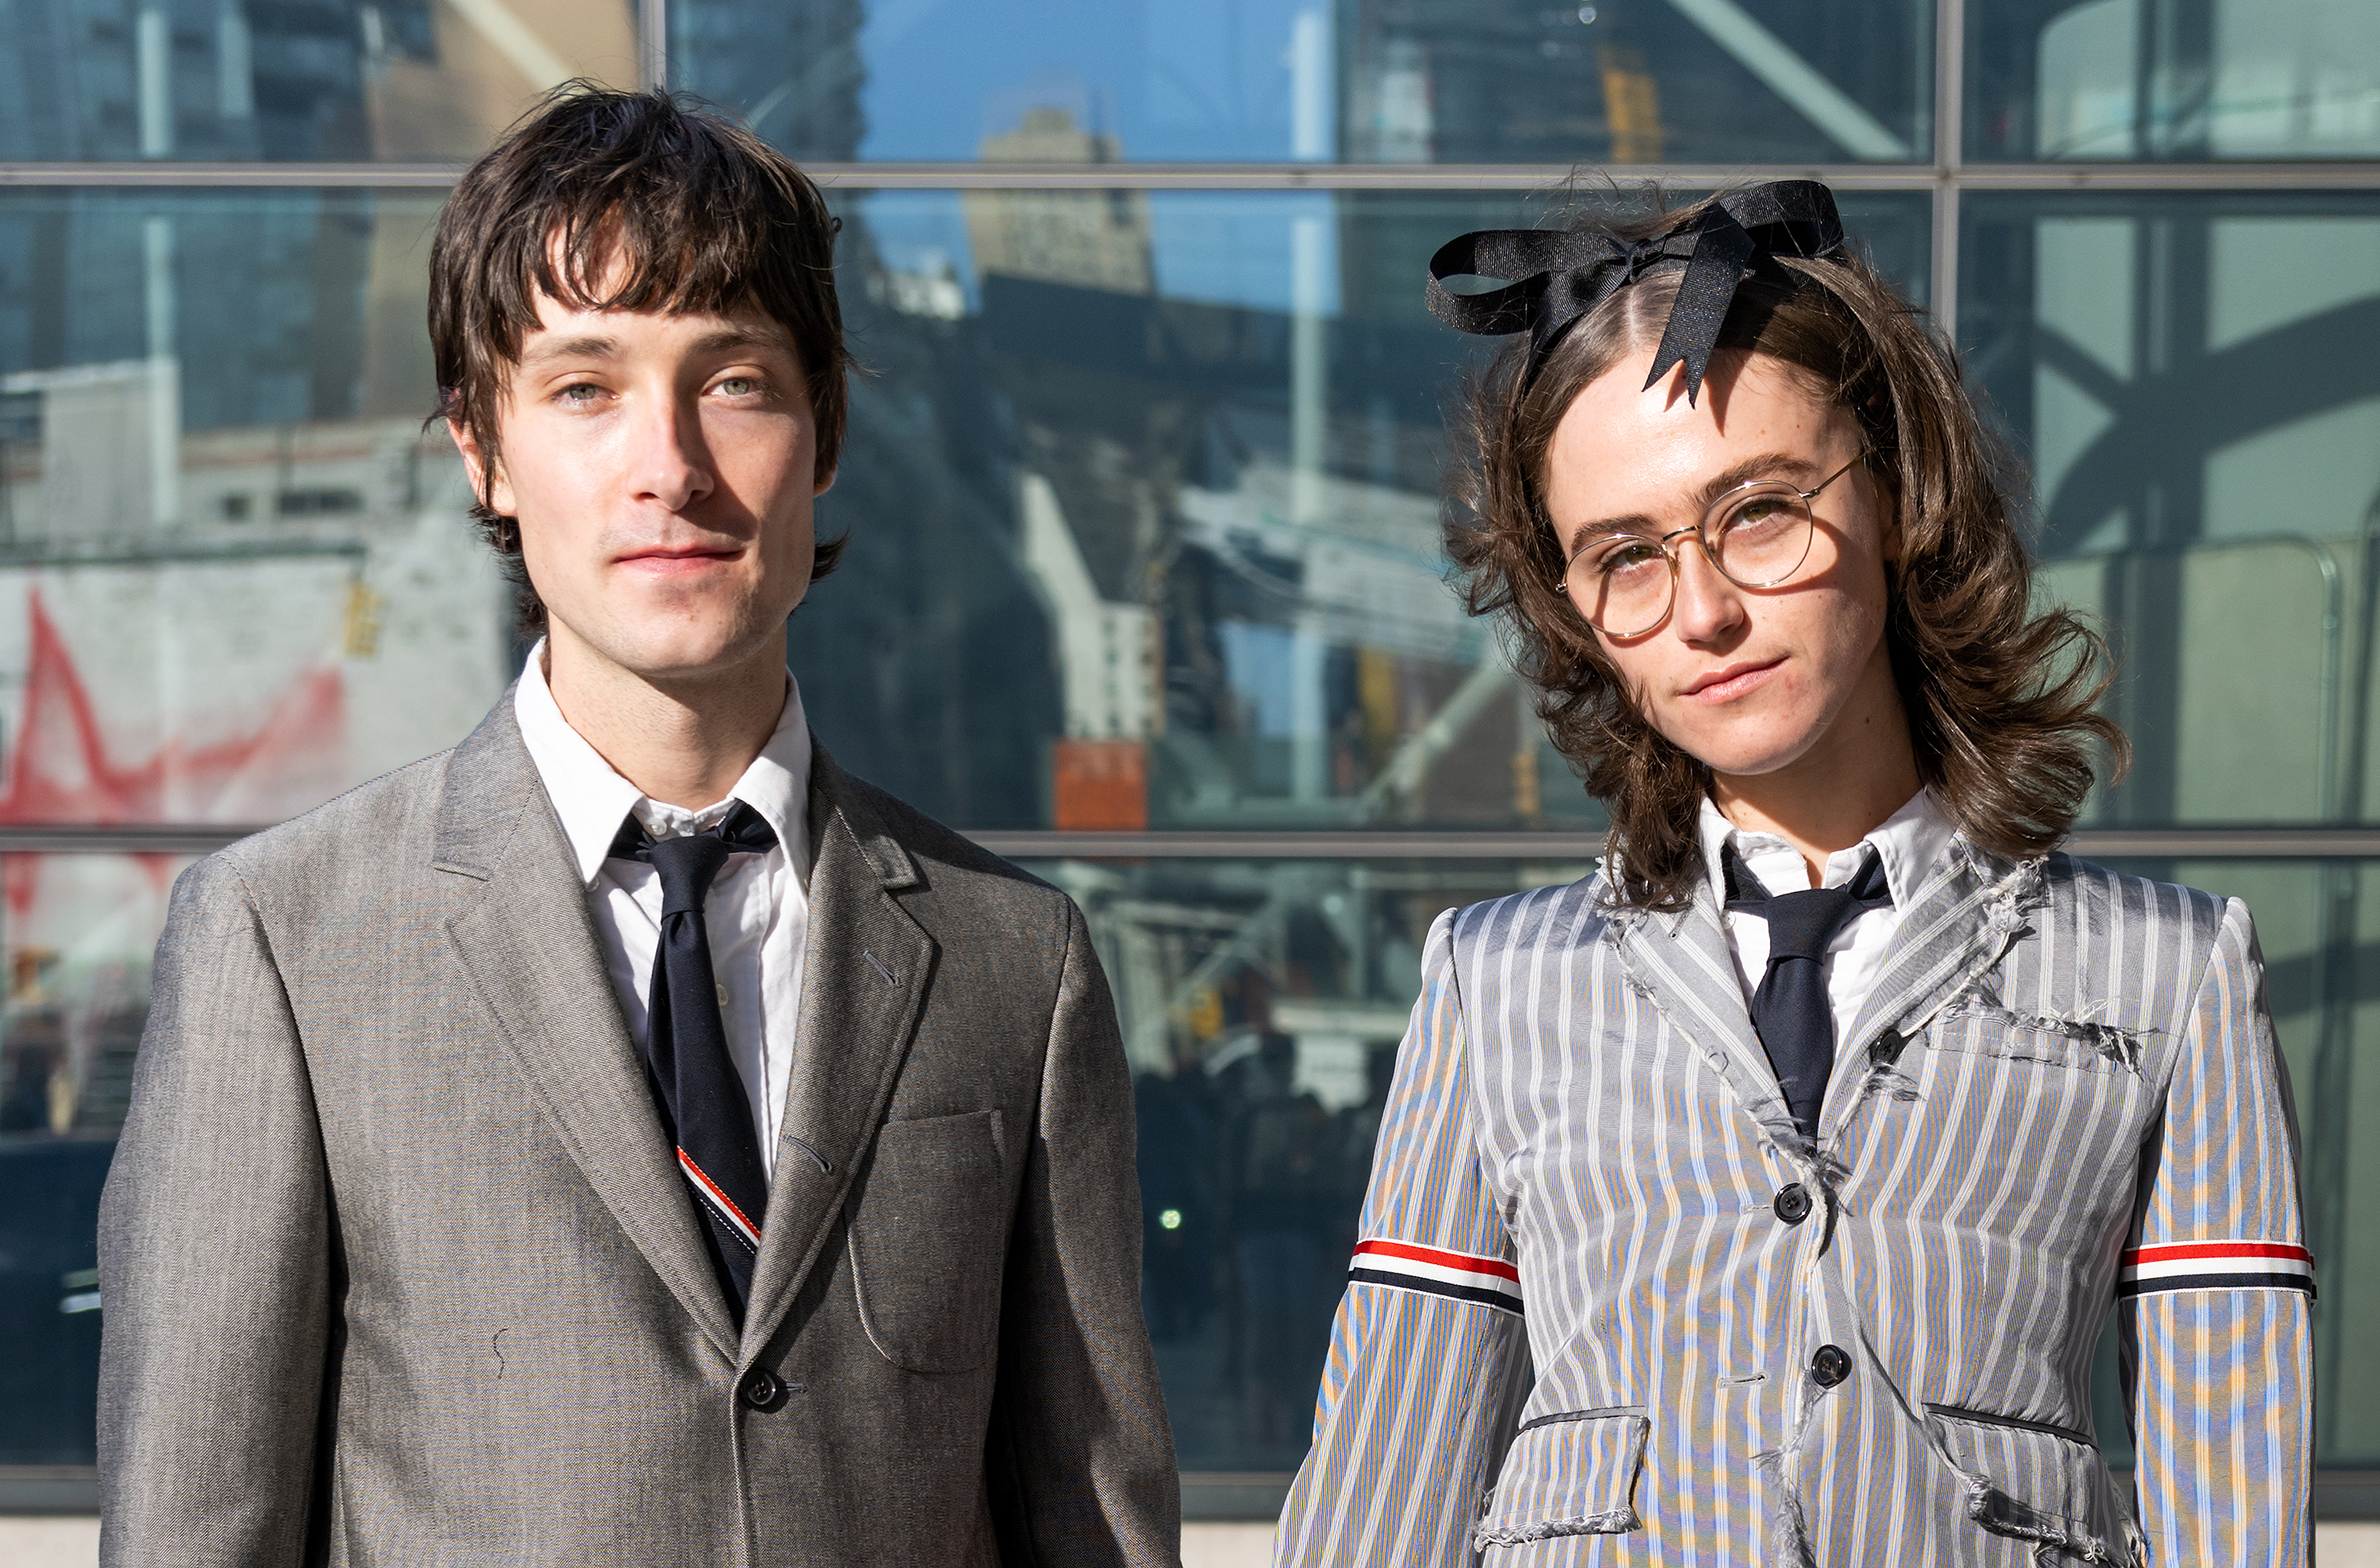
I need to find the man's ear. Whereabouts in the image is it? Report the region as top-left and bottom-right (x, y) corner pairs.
(447, 417), (516, 518)
(813, 464), (836, 500)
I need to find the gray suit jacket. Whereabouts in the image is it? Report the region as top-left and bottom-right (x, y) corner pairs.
(96, 697), (1180, 1566)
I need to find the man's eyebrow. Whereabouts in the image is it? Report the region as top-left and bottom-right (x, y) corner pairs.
(689, 325), (792, 355)
(517, 334), (619, 368)
(1563, 450), (1827, 549)
(513, 325), (791, 370)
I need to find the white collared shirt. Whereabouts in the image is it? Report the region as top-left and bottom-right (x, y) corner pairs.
(1697, 788), (1958, 1051)
(513, 640), (812, 1175)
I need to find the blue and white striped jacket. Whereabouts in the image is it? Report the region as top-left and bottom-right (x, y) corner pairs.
(1278, 840), (2311, 1565)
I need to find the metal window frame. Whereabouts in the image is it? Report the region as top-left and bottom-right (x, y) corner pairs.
(6, 825), (2380, 860)
(5, 1466), (2376, 1520)
(8, 0), (2380, 1524)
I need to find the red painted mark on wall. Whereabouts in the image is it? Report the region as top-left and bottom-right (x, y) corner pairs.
(0, 588), (347, 827)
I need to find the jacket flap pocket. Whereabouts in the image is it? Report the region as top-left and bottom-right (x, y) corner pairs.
(1476, 1409), (1649, 1548)
(1927, 1405), (2139, 1566)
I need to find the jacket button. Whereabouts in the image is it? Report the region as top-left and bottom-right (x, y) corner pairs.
(1810, 1344), (1852, 1388)
(1772, 1183), (1811, 1224)
(739, 1368), (783, 1409)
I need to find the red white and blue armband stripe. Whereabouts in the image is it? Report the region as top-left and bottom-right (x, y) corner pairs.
(1348, 1239), (1523, 1316)
(2118, 1239), (2314, 1299)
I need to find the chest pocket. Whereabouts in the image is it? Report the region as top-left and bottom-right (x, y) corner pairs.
(846, 1109), (1009, 1374)
(1924, 1005), (2152, 1077)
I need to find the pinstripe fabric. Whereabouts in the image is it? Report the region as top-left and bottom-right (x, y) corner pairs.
(1278, 840), (2310, 1566)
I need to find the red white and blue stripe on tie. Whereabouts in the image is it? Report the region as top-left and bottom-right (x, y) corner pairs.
(2118, 1239), (2313, 1298)
(678, 1147), (762, 1255)
(1348, 1238), (1523, 1316)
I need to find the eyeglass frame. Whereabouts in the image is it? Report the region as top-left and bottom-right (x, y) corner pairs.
(1557, 454), (1869, 639)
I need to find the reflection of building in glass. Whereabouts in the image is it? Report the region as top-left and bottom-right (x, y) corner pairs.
(0, 0), (636, 162)
(1339, 0), (1920, 165)
(1980, 0), (2380, 161)
(668, 0), (863, 163)
(965, 114), (1164, 828)
(969, 110), (1156, 293)
(0, 190), (508, 1296)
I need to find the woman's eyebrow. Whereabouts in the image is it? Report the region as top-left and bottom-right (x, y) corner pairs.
(1564, 511), (1662, 550)
(1693, 451), (1821, 505)
(1562, 451), (1824, 551)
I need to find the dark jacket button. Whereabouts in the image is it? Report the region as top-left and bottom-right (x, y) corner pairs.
(1810, 1344), (1852, 1388)
(1772, 1183), (1811, 1224)
(739, 1369), (783, 1409)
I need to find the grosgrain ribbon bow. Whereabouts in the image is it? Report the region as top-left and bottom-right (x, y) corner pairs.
(1423, 180), (1848, 404)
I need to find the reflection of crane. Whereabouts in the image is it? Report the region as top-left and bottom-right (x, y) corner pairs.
(2032, 298), (2380, 558)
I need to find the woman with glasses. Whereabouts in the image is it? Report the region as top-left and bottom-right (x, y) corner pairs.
(1276, 183), (2309, 1566)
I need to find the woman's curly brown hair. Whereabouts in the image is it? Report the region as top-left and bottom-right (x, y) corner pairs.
(1445, 190), (2128, 911)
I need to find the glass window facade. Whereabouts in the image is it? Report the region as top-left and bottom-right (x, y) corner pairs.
(0, 1), (642, 162)
(1969, 0), (2380, 162)
(671, 0), (1935, 166)
(1, 0), (2375, 1523)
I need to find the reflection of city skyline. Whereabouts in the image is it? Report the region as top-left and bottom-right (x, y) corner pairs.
(0, 0), (638, 163)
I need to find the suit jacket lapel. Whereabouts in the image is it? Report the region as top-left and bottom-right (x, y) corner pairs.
(1823, 839), (2045, 1143)
(1611, 874), (1804, 1145)
(739, 744), (935, 1359)
(433, 698), (741, 1359)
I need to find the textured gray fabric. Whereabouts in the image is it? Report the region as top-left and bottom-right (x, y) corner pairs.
(96, 696), (1179, 1567)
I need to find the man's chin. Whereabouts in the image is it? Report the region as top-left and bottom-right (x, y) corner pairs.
(557, 617), (784, 692)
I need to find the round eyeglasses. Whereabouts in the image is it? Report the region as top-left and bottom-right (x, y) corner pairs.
(1559, 455), (1865, 639)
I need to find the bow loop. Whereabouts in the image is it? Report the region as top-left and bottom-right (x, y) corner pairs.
(1424, 179), (1847, 405)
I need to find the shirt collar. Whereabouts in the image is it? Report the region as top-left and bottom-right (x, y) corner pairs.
(512, 638), (812, 889)
(1698, 786), (1955, 909)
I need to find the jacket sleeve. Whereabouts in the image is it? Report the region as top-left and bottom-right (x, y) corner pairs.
(983, 897), (1180, 1566)
(2122, 895), (2313, 1563)
(97, 854), (332, 1566)
(1276, 908), (1530, 1568)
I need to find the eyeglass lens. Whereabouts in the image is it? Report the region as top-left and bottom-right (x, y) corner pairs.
(1564, 485), (1817, 637)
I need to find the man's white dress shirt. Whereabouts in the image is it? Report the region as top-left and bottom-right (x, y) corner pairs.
(514, 640), (811, 1175)
(1697, 787), (1956, 1051)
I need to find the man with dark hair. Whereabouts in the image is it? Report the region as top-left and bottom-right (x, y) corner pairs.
(95, 88), (1179, 1566)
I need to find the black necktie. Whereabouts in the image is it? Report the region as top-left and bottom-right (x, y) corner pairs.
(1722, 844), (1891, 1142)
(609, 801), (778, 1318)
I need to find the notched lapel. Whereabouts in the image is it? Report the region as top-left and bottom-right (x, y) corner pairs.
(432, 699), (742, 1359)
(1612, 877), (1799, 1139)
(739, 744), (935, 1358)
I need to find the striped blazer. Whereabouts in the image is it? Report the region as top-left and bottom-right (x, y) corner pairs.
(1278, 839), (2311, 1565)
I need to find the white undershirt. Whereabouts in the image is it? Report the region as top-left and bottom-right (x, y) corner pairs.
(1697, 788), (1957, 1052)
(512, 641), (812, 1174)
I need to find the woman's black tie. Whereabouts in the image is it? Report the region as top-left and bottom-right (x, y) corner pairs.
(610, 801), (778, 1320)
(1722, 844), (1891, 1143)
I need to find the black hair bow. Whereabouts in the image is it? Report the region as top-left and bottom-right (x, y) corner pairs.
(1424, 180), (1847, 405)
